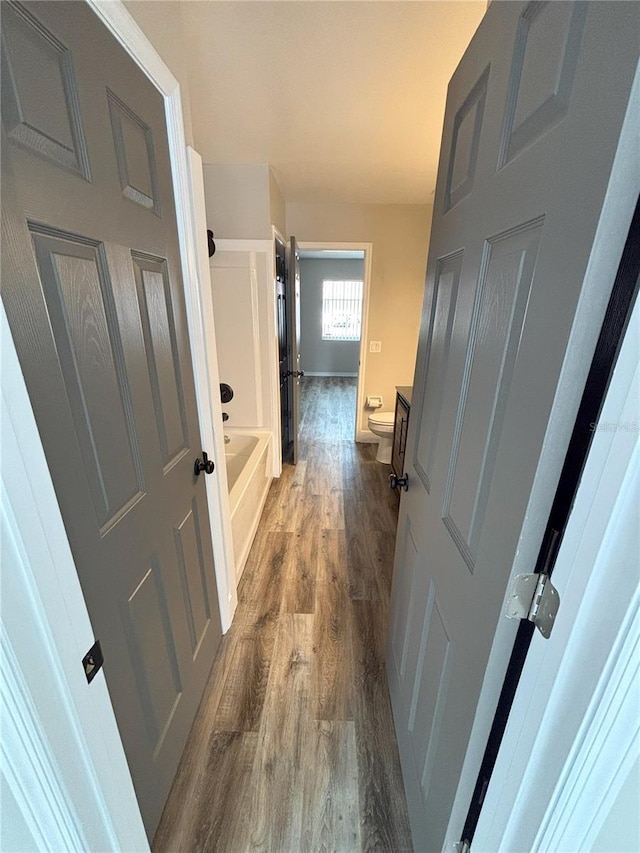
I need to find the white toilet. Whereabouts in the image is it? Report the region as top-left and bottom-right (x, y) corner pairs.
(368, 411), (395, 463)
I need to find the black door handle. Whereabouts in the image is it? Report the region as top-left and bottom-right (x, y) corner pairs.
(389, 473), (409, 491)
(194, 452), (215, 476)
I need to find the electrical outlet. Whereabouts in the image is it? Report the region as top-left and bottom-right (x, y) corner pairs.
(370, 340), (382, 353)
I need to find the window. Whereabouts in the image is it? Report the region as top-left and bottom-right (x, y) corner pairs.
(321, 279), (363, 341)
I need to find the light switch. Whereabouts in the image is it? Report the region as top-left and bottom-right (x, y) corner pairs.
(370, 340), (382, 353)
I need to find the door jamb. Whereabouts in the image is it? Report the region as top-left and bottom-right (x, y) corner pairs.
(296, 241), (373, 441)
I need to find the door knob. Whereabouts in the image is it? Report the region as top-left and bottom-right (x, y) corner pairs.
(220, 383), (234, 404)
(194, 452), (215, 476)
(389, 473), (409, 491)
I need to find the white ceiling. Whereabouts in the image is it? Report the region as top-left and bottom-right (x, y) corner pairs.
(179, 1), (486, 206)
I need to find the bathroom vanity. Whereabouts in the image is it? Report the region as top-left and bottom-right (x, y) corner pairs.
(392, 386), (412, 480)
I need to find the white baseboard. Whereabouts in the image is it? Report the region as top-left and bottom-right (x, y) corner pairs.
(357, 429), (377, 443)
(303, 372), (358, 378)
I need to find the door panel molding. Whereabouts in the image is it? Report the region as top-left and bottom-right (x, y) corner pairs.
(122, 560), (183, 752)
(445, 66), (489, 212)
(107, 88), (161, 214)
(442, 217), (543, 571)
(132, 252), (190, 471)
(1, 1), (91, 180)
(31, 227), (146, 528)
(174, 500), (212, 656)
(414, 249), (463, 493)
(499, 1), (587, 168)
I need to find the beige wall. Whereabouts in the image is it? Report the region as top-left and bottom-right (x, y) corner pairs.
(124, 2), (194, 145)
(200, 165), (287, 239)
(287, 202), (433, 432)
(203, 164), (272, 239)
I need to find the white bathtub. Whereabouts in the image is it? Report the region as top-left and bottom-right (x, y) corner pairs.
(224, 430), (272, 584)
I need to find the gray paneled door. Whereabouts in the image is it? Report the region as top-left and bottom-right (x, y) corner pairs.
(386, 3), (639, 851)
(1, 1), (222, 837)
(288, 235), (302, 463)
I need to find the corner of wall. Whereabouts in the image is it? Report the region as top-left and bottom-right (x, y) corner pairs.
(202, 163), (273, 239)
(269, 169), (286, 237)
(123, 1), (194, 146)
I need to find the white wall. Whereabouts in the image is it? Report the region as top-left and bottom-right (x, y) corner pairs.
(203, 164), (273, 239)
(300, 258), (363, 376)
(210, 251), (263, 427)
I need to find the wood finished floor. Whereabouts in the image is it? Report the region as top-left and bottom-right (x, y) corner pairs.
(153, 377), (412, 853)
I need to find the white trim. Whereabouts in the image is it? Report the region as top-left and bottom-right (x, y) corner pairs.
(297, 241), (373, 441)
(1, 630), (89, 853)
(539, 586), (640, 851)
(86, 2), (233, 631)
(186, 148), (237, 629)
(1, 306), (149, 852)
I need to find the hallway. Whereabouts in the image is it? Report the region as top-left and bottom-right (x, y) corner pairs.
(154, 377), (413, 852)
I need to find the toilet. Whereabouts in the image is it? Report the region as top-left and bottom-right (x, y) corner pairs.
(368, 411), (395, 463)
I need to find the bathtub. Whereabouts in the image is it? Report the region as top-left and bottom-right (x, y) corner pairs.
(224, 430), (272, 584)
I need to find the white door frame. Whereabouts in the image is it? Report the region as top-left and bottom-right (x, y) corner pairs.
(1, 0), (233, 845)
(296, 241), (373, 441)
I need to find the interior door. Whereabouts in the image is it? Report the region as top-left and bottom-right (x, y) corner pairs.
(385, 3), (639, 850)
(287, 235), (302, 463)
(1, 1), (222, 838)
(276, 236), (291, 460)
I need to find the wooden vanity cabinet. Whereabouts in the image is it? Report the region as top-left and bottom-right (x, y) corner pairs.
(391, 387), (411, 478)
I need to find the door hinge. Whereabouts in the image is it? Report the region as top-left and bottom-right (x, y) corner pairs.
(505, 573), (560, 638)
(454, 840), (471, 853)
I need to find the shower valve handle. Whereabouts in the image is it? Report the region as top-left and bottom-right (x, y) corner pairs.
(194, 452), (215, 476)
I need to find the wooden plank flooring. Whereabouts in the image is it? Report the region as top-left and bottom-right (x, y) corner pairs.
(153, 376), (412, 852)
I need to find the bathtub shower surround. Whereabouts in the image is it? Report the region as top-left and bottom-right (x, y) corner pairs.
(224, 430), (272, 583)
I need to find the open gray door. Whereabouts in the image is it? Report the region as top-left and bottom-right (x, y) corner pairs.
(1, 1), (222, 837)
(385, 3), (639, 850)
(287, 235), (302, 463)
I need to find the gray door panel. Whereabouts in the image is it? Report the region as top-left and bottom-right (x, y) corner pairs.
(1, 1), (222, 836)
(386, 2), (640, 850)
